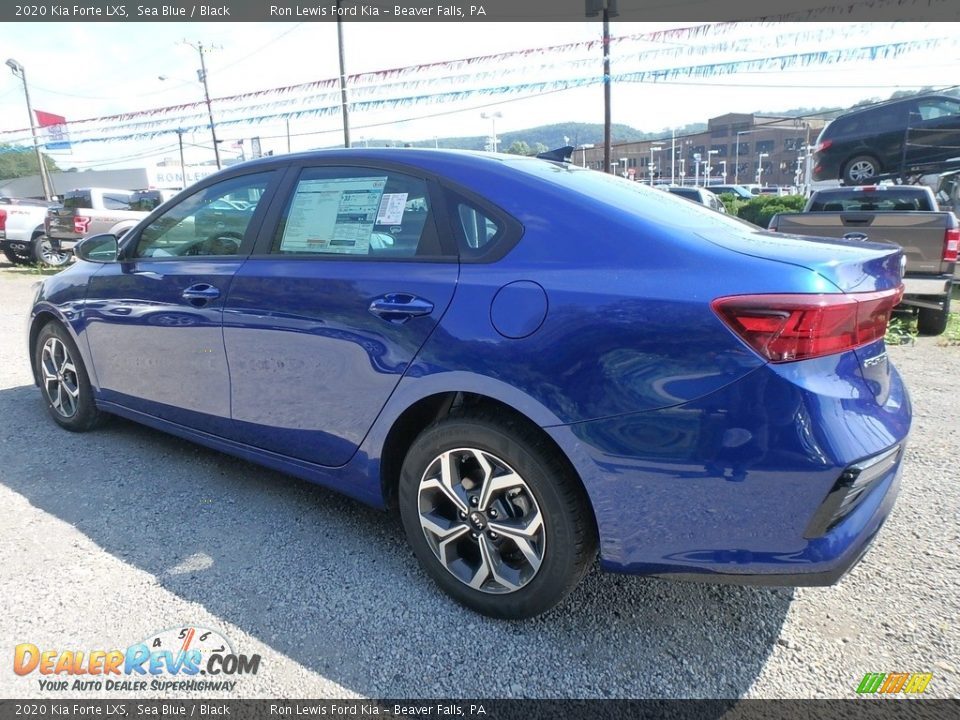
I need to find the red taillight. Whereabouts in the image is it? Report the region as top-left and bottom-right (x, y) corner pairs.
(74, 216), (91, 235)
(0, 209), (6, 232)
(712, 288), (903, 363)
(944, 227), (959, 263)
(815, 139), (833, 153)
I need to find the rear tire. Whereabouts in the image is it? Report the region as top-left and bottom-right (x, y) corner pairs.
(2, 246), (31, 265)
(842, 155), (881, 185)
(32, 236), (72, 266)
(398, 412), (597, 619)
(917, 295), (951, 336)
(34, 322), (105, 431)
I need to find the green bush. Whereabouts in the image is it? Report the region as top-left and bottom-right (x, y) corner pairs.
(736, 195), (806, 228)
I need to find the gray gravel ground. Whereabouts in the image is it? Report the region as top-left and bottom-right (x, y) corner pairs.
(0, 260), (957, 700)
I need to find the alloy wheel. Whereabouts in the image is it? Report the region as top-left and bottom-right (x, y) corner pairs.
(417, 447), (546, 594)
(848, 160), (877, 183)
(39, 238), (71, 266)
(40, 337), (80, 418)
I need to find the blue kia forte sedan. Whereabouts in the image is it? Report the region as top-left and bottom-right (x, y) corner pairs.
(28, 149), (910, 619)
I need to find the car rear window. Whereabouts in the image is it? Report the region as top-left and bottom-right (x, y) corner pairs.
(808, 190), (934, 212)
(63, 191), (92, 210)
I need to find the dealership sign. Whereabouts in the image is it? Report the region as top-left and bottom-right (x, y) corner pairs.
(147, 165), (218, 190)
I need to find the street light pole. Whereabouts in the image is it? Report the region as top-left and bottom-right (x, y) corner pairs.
(481, 111), (502, 152)
(5, 59), (52, 201)
(693, 152), (701, 186)
(757, 152), (769, 185)
(706, 149), (719, 185)
(649, 144), (662, 185)
(577, 143), (594, 168)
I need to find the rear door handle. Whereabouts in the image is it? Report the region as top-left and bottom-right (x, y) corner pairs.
(182, 284), (221, 302)
(368, 293), (434, 324)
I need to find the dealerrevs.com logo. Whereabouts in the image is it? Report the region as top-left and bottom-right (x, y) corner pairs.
(13, 626), (261, 692)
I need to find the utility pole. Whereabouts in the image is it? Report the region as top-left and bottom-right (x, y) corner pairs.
(336, 0), (351, 148)
(184, 40), (221, 169)
(5, 59), (52, 201)
(586, 1), (618, 173)
(176, 129), (187, 189)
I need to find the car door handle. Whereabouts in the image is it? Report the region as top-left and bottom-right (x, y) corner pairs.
(182, 284), (221, 301)
(368, 293), (434, 324)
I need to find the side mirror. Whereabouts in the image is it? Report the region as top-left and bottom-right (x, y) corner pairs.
(74, 233), (118, 263)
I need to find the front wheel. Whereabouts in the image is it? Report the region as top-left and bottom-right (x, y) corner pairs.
(398, 413), (597, 619)
(34, 322), (105, 431)
(32, 236), (72, 266)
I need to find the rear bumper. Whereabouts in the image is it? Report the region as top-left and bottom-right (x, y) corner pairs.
(0, 238), (33, 255)
(902, 276), (951, 297)
(547, 350), (910, 585)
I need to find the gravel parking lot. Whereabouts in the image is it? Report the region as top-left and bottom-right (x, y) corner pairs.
(0, 260), (957, 700)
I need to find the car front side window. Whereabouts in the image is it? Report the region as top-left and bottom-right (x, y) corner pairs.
(131, 173), (271, 259)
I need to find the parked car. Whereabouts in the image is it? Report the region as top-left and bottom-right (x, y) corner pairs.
(29, 148), (910, 619)
(704, 184), (754, 200)
(768, 184), (957, 335)
(813, 94), (960, 185)
(664, 186), (728, 213)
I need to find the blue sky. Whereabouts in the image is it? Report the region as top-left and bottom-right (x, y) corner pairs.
(0, 21), (956, 170)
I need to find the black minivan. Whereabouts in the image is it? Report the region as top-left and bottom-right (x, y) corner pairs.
(813, 94), (960, 184)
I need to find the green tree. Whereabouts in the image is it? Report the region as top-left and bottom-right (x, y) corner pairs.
(736, 194), (805, 227)
(506, 140), (531, 155)
(0, 143), (59, 181)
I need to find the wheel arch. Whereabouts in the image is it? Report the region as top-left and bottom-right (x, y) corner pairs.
(28, 308), (92, 388)
(378, 390), (600, 549)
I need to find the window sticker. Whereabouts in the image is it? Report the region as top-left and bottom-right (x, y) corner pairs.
(376, 192), (408, 225)
(280, 176), (387, 254)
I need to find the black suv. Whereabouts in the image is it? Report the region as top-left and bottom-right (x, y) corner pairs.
(813, 94), (960, 184)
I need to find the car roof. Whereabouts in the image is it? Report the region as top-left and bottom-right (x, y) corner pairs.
(834, 93), (958, 119)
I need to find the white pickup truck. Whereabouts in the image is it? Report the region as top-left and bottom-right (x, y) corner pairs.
(0, 198), (56, 265)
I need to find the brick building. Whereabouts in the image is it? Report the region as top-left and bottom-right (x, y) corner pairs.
(582, 112), (828, 188)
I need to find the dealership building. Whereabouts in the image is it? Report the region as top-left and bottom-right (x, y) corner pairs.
(580, 112), (829, 188)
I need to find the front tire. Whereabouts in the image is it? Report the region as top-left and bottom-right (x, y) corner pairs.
(398, 413), (597, 619)
(34, 322), (105, 431)
(842, 155), (881, 185)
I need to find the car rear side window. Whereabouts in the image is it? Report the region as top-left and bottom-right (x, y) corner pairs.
(271, 167), (440, 259)
(456, 203), (502, 253)
(103, 192), (134, 211)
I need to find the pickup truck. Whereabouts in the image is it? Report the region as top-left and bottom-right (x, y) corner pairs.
(768, 185), (958, 335)
(42, 188), (176, 266)
(0, 198), (59, 265)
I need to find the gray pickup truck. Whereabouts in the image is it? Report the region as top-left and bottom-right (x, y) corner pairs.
(42, 188), (177, 265)
(768, 185), (958, 335)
